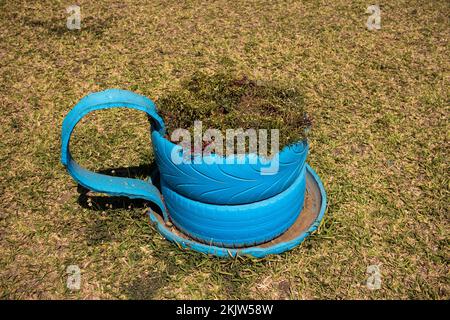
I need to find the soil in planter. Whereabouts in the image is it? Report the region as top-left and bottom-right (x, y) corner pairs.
(156, 72), (311, 155)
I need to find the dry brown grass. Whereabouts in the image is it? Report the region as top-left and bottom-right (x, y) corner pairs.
(0, 0), (448, 299)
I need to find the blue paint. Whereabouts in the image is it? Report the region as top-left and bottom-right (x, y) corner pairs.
(61, 89), (168, 221)
(161, 165), (306, 247)
(61, 89), (327, 255)
(152, 130), (308, 204)
(148, 164), (327, 258)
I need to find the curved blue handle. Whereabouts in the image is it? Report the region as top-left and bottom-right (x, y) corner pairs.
(61, 89), (169, 221)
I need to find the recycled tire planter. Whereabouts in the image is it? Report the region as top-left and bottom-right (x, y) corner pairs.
(61, 89), (327, 257)
(149, 163), (326, 258)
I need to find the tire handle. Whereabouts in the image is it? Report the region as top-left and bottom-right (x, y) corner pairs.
(60, 89), (169, 221)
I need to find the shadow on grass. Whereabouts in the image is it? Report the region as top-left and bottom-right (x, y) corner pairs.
(22, 15), (112, 38)
(76, 162), (160, 211)
(123, 247), (262, 299)
(75, 163), (268, 298)
(77, 162), (163, 246)
(126, 273), (169, 299)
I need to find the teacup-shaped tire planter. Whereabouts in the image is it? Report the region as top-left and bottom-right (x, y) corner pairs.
(61, 89), (327, 255)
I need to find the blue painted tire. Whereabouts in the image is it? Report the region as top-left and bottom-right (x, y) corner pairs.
(152, 130), (308, 205)
(148, 164), (327, 258)
(61, 89), (311, 248)
(161, 165), (307, 248)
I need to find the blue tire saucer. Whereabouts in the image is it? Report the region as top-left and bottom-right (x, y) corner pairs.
(148, 164), (327, 258)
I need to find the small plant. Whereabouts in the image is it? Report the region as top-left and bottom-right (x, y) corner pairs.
(157, 72), (311, 154)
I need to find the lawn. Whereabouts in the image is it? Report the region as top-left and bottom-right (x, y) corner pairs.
(0, 0), (448, 299)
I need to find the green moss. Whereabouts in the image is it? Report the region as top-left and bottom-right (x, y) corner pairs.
(157, 72), (311, 151)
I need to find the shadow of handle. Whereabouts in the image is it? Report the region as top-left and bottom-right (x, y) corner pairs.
(60, 89), (168, 221)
